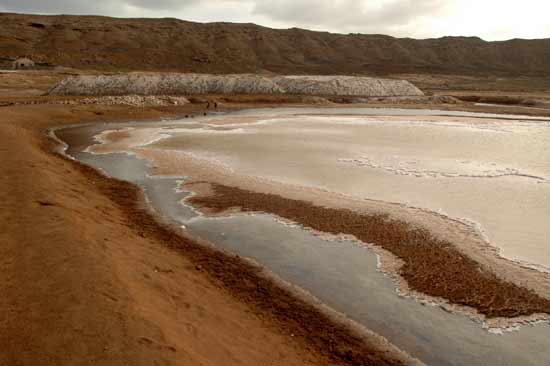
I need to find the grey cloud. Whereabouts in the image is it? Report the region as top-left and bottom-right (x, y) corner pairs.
(125, 0), (199, 10)
(0, 0), (114, 14)
(0, 0), (545, 41)
(0, 0), (449, 37)
(253, 0), (447, 32)
(0, 0), (201, 14)
(0, 0), (445, 22)
(253, 0), (365, 25)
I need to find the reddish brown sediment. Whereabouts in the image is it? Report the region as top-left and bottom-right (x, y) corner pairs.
(5, 94), (549, 366)
(2, 102), (420, 366)
(51, 143), (412, 366)
(187, 182), (550, 319)
(3, 76), (550, 366)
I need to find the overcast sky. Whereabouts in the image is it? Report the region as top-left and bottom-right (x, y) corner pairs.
(1, 0), (549, 41)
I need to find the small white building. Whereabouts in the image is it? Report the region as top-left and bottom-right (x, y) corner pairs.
(13, 58), (35, 69)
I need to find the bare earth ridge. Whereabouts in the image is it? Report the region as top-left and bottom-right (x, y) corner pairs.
(1, 12), (550, 76)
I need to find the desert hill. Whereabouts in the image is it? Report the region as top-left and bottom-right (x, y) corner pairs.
(1, 12), (549, 76)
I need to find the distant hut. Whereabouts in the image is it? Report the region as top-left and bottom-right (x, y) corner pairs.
(13, 58), (35, 69)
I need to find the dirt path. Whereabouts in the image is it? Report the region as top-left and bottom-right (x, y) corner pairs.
(0, 103), (418, 366)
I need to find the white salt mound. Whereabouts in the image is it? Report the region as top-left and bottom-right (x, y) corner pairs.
(48, 73), (424, 97)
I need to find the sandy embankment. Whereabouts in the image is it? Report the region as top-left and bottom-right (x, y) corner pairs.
(0, 102), (420, 366)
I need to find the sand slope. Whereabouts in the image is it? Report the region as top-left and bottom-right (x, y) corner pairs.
(0, 105), (318, 366)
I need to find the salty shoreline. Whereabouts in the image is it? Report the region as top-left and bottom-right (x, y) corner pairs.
(50, 106), (427, 365)
(80, 110), (550, 330)
(56, 144), (418, 366)
(4, 96), (550, 366)
(3, 101), (435, 366)
(185, 182), (550, 327)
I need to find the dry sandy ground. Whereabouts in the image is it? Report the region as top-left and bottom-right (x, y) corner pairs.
(1, 104), (311, 366)
(0, 103), (321, 366)
(2, 70), (549, 366)
(1, 101), (421, 366)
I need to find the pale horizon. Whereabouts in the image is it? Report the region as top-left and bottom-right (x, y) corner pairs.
(1, 0), (549, 42)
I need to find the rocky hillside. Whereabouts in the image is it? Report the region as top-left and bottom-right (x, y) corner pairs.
(48, 74), (424, 97)
(1, 12), (550, 76)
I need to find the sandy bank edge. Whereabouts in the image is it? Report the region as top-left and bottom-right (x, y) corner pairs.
(48, 112), (422, 366)
(183, 181), (550, 331)
(81, 111), (550, 331)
